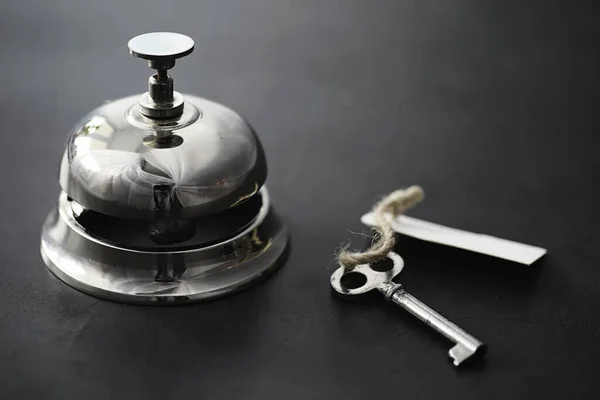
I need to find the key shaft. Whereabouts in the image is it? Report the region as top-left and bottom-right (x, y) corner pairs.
(379, 282), (485, 366)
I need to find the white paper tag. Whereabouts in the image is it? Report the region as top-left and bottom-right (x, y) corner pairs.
(361, 213), (547, 265)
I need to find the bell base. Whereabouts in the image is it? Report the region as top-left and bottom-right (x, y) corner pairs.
(40, 189), (288, 305)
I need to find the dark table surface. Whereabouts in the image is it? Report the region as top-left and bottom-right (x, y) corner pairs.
(1, 1), (599, 399)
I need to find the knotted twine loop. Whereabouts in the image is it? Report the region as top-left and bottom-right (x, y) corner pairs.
(337, 186), (425, 269)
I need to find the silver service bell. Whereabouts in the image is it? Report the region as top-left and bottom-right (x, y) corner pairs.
(40, 32), (289, 304)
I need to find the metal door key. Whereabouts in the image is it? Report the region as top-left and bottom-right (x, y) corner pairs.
(330, 252), (486, 366)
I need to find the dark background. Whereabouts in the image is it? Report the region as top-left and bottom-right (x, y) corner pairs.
(1, 0), (599, 398)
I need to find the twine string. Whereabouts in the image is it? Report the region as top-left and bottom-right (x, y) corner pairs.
(337, 186), (425, 268)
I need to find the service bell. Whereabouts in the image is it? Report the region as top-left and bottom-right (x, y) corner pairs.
(40, 32), (289, 304)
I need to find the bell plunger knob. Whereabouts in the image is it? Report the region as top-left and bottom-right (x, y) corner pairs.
(128, 32), (195, 119)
